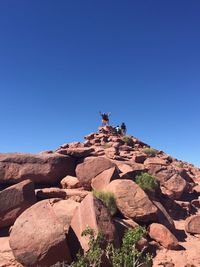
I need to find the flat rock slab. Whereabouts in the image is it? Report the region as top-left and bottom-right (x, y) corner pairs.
(0, 153), (75, 184)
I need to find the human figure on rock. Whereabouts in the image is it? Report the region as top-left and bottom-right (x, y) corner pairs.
(121, 122), (127, 136)
(99, 111), (111, 126)
(115, 125), (121, 135)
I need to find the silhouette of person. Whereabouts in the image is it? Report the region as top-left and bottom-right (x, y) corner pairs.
(99, 111), (111, 126)
(121, 122), (127, 136)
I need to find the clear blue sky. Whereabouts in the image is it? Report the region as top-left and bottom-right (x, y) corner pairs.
(0, 1), (200, 167)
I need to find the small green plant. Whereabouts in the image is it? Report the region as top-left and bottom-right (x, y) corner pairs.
(135, 172), (158, 192)
(122, 136), (134, 147)
(67, 226), (152, 267)
(102, 143), (112, 149)
(93, 190), (117, 215)
(143, 147), (157, 157)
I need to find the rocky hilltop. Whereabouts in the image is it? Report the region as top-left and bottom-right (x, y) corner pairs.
(1, 126), (200, 267)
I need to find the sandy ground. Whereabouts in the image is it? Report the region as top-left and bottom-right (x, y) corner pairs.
(153, 219), (200, 267)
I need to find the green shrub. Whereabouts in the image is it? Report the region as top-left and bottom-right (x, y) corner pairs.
(102, 143), (112, 149)
(143, 147), (157, 157)
(67, 226), (152, 267)
(135, 172), (158, 192)
(122, 136), (134, 147)
(93, 190), (117, 216)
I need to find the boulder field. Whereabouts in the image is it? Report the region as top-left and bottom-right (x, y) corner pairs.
(0, 126), (200, 267)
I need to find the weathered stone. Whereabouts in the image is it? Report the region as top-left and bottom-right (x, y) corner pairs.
(61, 175), (81, 189)
(104, 180), (158, 223)
(10, 199), (78, 266)
(144, 157), (168, 166)
(131, 153), (147, 164)
(76, 157), (115, 188)
(0, 180), (36, 228)
(35, 187), (67, 200)
(91, 167), (120, 191)
(70, 194), (119, 251)
(185, 215), (200, 234)
(56, 147), (94, 158)
(0, 153), (75, 184)
(105, 147), (118, 159)
(148, 223), (179, 249)
(152, 200), (175, 230)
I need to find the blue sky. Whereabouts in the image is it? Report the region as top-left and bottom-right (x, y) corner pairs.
(0, 1), (200, 167)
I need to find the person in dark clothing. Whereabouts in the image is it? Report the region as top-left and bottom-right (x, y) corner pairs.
(121, 122), (127, 136)
(99, 111), (111, 126)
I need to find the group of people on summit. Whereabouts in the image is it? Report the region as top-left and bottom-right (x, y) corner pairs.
(99, 111), (127, 136)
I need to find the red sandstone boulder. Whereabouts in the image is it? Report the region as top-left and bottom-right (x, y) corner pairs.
(148, 165), (187, 199)
(70, 194), (118, 251)
(148, 223), (179, 249)
(0, 153), (75, 184)
(10, 198), (78, 267)
(56, 147), (94, 158)
(185, 215), (200, 234)
(104, 180), (158, 223)
(61, 175), (81, 189)
(35, 187), (67, 200)
(75, 157), (115, 188)
(0, 179), (36, 228)
(91, 166), (120, 191)
(144, 157), (168, 166)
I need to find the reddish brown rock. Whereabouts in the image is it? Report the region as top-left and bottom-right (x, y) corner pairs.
(61, 175), (81, 189)
(91, 167), (120, 191)
(104, 180), (158, 223)
(64, 189), (90, 202)
(148, 165), (187, 199)
(131, 153), (147, 164)
(152, 200), (175, 230)
(9, 199), (78, 267)
(56, 147), (94, 158)
(0, 236), (22, 267)
(75, 157), (115, 188)
(105, 147), (119, 159)
(0, 179), (36, 228)
(185, 215), (200, 234)
(118, 163), (147, 180)
(144, 157), (168, 166)
(70, 194), (118, 251)
(162, 173), (187, 199)
(35, 187), (67, 200)
(148, 223), (179, 249)
(0, 153), (75, 184)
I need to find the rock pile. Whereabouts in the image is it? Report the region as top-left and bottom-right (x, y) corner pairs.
(0, 126), (200, 267)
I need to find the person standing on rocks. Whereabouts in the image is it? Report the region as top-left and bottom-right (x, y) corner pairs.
(99, 111), (111, 126)
(121, 122), (127, 136)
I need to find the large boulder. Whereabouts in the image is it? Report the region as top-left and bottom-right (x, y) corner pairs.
(70, 194), (118, 252)
(185, 215), (200, 234)
(0, 153), (75, 184)
(76, 157), (115, 188)
(0, 179), (36, 228)
(104, 180), (158, 223)
(147, 165), (187, 199)
(91, 166), (120, 191)
(10, 199), (79, 267)
(148, 223), (179, 250)
(56, 147), (94, 158)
